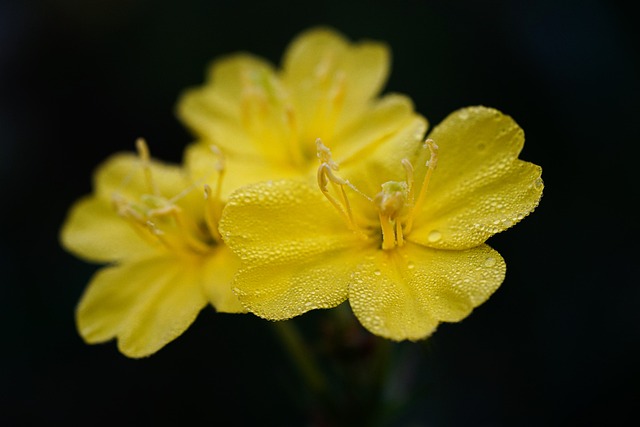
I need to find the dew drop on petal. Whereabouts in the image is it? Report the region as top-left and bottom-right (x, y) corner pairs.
(373, 270), (381, 276)
(427, 230), (442, 243)
(534, 178), (543, 189)
(484, 257), (496, 267)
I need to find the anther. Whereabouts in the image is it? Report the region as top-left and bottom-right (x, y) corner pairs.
(135, 138), (159, 196)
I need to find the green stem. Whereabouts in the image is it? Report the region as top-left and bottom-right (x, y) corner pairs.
(272, 320), (328, 396)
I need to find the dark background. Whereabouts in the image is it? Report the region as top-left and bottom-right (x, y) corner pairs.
(2, 0), (638, 425)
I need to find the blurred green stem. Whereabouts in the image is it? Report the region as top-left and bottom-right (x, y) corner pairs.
(272, 320), (328, 396)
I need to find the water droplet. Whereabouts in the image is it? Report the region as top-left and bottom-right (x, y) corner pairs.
(484, 257), (496, 267)
(427, 230), (442, 242)
(534, 178), (543, 189)
(407, 261), (415, 270)
(373, 270), (381, 276)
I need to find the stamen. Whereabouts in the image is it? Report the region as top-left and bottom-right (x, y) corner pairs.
(395, 219), (404, 247)
(316, 139), (339, 170)
(200, 145), (226, 243)
(401, 159), (414, 206)
(285, 107), (305, 167)
(135, 138), (159, 196)
(404, 139), (438, 235)
(148, 204), (212, 254)
(112, 196), (158, 245)
(208, 144), (225, 202)
(204, 185), (223, 242)
(374, 181), (408, 250)
(317, 162), (354, 227)
(315, 139), (366, 233)
(379, 213), (396, 250)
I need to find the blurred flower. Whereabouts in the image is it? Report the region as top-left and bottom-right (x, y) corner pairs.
(220, 106), (543, 340)
(177, 27), (419, 193)
(60, 139), (243, 358)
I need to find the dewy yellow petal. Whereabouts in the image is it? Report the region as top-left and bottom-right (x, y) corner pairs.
(408, 106), (544, 249)
(409, 160), (543, 249)
(220, 180), (367, 266)
(220, 180), (369, 319)
(76, 255), (208, 358)
(349, 243), (505, 341)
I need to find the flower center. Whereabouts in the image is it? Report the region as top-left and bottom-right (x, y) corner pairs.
(316, 138), (439, 250)
(111, 139), (222, 257)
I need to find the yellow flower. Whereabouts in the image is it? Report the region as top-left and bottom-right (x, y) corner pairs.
(177, 26), (420, 190)
(219, 106), (543, 341)
(60, 139), (243, 358)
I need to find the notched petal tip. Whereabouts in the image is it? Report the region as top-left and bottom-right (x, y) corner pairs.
(349, 244), (505, 341)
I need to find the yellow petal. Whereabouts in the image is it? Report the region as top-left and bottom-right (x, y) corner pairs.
(230, 248), (364, 320)
(349, 243), (505, 341)
(199, 245), (245, 313)
(410, 160), (543, 249)
(282, 27), (390, 141)
(332, 94), (423, 164)
(177, 54), (293, 164)
(183, 143), (298, 200)
(204, 53), (277, 103)
(410, 106), (543, 248)
(220, 180), (368, 319)
(93, 153), (193, 203)
(61, 152), (204, 263)
(60, 196), (157, 263)
(76, 255), (208, 358)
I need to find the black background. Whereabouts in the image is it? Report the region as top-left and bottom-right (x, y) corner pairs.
(2, 0), (638, 425)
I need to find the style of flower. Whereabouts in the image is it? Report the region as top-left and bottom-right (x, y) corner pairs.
(177, 26), (420, 191)
(60, 139), (243, 358)
(219, 106), (543, 340)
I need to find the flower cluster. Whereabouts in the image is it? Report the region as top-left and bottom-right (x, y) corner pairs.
(60, 27), (543, 357)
